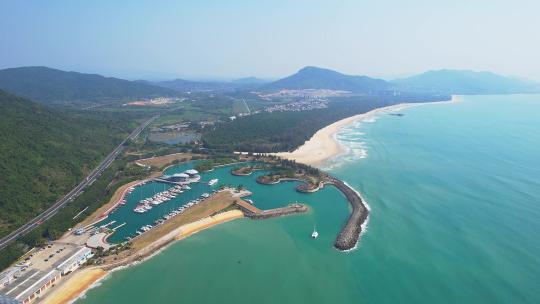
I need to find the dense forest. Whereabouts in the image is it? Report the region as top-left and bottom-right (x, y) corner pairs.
(0, 90), (132, 238)
(202, 94), (449, 152)
(0, 66), (177, 105)
(0, 158), (148, 270)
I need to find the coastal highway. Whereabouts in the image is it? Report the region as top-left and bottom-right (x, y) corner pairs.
(0, 115), (158, 250)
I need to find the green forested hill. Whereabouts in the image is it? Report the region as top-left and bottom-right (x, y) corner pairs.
(0, 90), (128, 237)
(0, 66), (177, 105)
(263, 66), (392, 93)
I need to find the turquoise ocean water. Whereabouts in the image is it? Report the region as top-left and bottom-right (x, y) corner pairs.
(78, 95), (540, 303)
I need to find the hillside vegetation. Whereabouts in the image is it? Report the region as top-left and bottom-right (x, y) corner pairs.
(0, 66), (177, 105)
(263, 66), (392, 93)
(0, 90), (130, 237)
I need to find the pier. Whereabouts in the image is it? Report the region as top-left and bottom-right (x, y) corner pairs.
(152, 177), (182, 185)
(236, 200), (308, 219)
(327, 177), (369, 251)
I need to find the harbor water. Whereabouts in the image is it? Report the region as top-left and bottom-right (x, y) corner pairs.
(79, 94), (540, 304)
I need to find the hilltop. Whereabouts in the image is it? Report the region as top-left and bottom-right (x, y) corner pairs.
(0, 66), (177, 105)
(263, 66), (393, 93)
(392, 69), (540, 94)
(152, 76), (268, 92)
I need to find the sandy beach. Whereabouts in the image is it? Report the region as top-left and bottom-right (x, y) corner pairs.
(41, 268), (107, 304)
(39, 210), (244, 304)
(275, 96), (459, 166)
(174, 210), (244, 240)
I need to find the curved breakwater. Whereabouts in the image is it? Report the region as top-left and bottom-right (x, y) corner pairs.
(78, 94), (540, 304)
(328, 177), (369, 251)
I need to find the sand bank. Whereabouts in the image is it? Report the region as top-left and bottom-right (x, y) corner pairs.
(41, 268), (107, 304)
(275, 96), (459, 166)
(175, 210), (244, 240)
(40, 210), (244, 304)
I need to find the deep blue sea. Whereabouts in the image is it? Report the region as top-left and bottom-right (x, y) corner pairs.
(79, 94), (540, 303)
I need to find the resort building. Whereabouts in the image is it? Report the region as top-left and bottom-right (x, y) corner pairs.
(0, 245), (93, 303)
(55, 247), (92, 275)
(1, 269), (60, 304)
(0, 292), (21, 304)
(0, 267), (22, 287)
(157, 169), (201, 184)
(168, 173), (190, 183)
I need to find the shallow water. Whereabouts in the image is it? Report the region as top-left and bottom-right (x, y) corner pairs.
(79, 94), (540, 304)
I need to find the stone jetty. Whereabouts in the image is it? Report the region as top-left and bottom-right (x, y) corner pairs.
(328, 177), (369, 251)
(235, 200), (308, 219)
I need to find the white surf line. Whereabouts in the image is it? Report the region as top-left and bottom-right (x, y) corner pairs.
(340, 180), (371, 253)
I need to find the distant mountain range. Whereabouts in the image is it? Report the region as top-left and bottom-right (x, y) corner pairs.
(151, 76), (269, 92)
(231, 77), (268, 84)
(0, 66), (537, 106)
(392, 69), (540, 94)
(262, 66), (540, 95)
(262, 66), (392, 93)
(0, 66), (177, 105)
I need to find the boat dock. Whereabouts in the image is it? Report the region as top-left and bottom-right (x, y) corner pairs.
(152, 177), (181, 185)
(236, 200), (308, 219)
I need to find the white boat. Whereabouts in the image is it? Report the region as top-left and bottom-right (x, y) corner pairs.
(208, 179), (218, 186)
(133, 206), (146, 213)
(311, 225), (319, 239)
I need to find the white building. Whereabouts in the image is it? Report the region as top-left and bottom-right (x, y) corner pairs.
(55, 247), (92, 275)
(0, 267), (22, 287)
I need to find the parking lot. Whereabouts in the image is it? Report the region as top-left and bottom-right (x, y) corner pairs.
(16, 242), (80, 272)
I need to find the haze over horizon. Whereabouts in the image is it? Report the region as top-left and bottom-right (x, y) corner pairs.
(1, 0), (539, 81)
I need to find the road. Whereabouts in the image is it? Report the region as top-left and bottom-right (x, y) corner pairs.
(242, 99), (251, 114)
(0, 115), (158, 250)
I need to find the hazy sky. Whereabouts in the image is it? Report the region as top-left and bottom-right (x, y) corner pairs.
(1, 0), (539, 80)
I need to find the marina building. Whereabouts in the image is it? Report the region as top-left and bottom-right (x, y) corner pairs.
(0, 267), (22, 288)
(0, 245), (93, 303)
(55, 247), (92, 275)
(0, 293), (21, 304)
(157, 169), (201, 184)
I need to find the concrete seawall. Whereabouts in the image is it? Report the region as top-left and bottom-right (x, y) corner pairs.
(329, 178), (369, 251)
(236, 201), (308, 219)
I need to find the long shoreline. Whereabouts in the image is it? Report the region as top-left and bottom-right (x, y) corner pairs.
(275, 96), (459, 251)
(39, 97), (460, 302)
(41, 210), (244, 304)
(275, 96), (459, 167)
